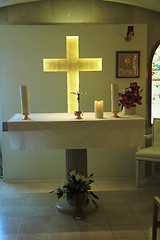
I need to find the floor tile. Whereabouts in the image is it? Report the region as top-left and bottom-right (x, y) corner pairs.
(0, 177), (159, 240)
(111, 224), (146, 239)
(80, 229), (113, 240)
(102, 201), (132, 213)
(26, 193), (52, 206)
(141, 224), (160, 240)
(128, 199), (153, 213)
(79, 225), (113, 239)
(50, 214), (82, 229)
(50, 226), (81, 239)
(79, 213), (110, 227)
(21, 216), (50, 228)
(17, 233), (49, 240)
(0, 193), (28, 207)
(50, 231), (81, 240)
(18, 226), (49, 234)
(123, 189), (150, 199)
(1, 182), (31, 193)
(134, 212), (153, 225)
(23, 206), (55, 216)
(96, 179), (121, 191)
(118, 178), (137, 190)
(0, 234), (17, 240)
(0, 206), (24, 217)
(28, 181), (54, 193)
(107, 212), (138, 225)
(0, 223), (19, 235)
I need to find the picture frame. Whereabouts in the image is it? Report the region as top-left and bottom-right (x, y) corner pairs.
(116, 51), (140, 78)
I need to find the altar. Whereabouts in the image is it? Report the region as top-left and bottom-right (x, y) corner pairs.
(3, 112), (145, 148)
(3, 112), (145, 177)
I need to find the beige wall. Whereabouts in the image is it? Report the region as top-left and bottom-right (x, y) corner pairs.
(0, 0), (157, 180)
(0, 0), (159, 119)
(1, 24), (147, 180)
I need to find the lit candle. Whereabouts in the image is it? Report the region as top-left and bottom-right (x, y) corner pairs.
(94, 100), (103, 118)
(20, 85), (30, 115)
(111, 84), (119, 113)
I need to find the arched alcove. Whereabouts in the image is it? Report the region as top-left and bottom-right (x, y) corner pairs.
(150, 41), (160, 124)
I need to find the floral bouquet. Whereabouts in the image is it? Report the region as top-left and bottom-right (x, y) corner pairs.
(51, 170), (99, 207)
(119, 82), (143, 110)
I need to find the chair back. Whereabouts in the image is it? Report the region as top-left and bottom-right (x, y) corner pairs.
(153, 118), (160, 146)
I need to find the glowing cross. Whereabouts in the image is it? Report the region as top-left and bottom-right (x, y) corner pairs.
(43, 36), (102, 113)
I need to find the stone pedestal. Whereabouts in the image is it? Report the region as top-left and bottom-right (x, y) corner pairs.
(66, 149), (87, 177)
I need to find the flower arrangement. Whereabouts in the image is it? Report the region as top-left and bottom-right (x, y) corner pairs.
(119, 82), (143, 110)
(51, 170), (99, 207)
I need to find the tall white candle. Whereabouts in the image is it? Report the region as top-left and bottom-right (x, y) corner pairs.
(111, 84), (119, 113)
(94, 100), (103, 118)
(20, 85), (30, 115)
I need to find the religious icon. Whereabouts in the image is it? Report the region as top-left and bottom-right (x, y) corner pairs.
(116, 51), (140, 78)
(71, 85), (87, 119)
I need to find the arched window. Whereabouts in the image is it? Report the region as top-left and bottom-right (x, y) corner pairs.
(151, 44), (160, 123)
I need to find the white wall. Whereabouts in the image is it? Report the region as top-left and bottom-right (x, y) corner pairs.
(1, 24), (147, 181)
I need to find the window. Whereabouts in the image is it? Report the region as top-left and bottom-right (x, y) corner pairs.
(151, 45), (160, 123)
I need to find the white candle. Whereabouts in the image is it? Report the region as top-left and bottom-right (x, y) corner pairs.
(94, 100), (103, 118)
(20, 85), (30, 115)
(111, 84), (119, 113)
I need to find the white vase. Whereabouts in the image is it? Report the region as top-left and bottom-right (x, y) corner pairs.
(123, 106), (136, 115)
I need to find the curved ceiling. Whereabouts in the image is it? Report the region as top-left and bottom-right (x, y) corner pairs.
(0, 0), (40, 7)
(103, 0), (160, 13)
(0, 0), (160, 13)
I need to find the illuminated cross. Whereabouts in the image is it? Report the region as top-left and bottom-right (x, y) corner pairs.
(43, 36), (102, 113)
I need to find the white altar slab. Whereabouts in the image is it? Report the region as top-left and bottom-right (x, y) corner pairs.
(3, 112), (145, 150)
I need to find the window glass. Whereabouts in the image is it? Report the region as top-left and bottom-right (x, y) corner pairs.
(151, 45), (160, 123)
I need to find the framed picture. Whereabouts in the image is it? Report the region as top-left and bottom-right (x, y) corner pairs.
(116, 51), (140, 78)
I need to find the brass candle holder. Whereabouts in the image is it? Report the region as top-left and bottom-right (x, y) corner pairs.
(22, 113), (31, 120)
(112, 111), (120, 118)
(74, 111), (83, 119)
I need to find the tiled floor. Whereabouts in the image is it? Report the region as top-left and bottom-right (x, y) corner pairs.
(0, 177), (160, 240)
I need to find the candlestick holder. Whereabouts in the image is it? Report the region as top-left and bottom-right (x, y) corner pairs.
(112, 111), (120, 118)
(74, 111), (83, 119)
(71, 86), (87, 120)
(22, 113), (31, 120)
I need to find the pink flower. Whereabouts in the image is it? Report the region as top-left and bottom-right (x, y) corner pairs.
(119, 82), (143, 109)
(129, 82), (140, 94)
(135, 96), (142, 105)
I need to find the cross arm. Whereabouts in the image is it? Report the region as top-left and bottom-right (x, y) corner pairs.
(43, 59), (68, 72)
(78, 58), (102, 71)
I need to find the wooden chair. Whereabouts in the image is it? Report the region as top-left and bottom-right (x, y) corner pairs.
(152, 197), (160, 240)
(136, 118), (160, 187)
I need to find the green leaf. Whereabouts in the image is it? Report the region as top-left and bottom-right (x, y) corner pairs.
(57, 191), (63, 199)
(91, 198), (97, 207)
(89, 191), (99, 199)
(88, 179), (94, 184)
(88, 173), (93, 177)
(49, 190), (55, 193)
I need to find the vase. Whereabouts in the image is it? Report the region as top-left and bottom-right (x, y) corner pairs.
(123, 106), (136, 115)
(68, 193), (86, 220)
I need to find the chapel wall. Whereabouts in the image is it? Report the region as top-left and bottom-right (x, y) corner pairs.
(0, 0), (159, 120)
(0, 0), (159, 180)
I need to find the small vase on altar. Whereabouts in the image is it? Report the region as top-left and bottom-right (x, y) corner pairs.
(123, 106), (136, 115)
(119, 82), (143, 116)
